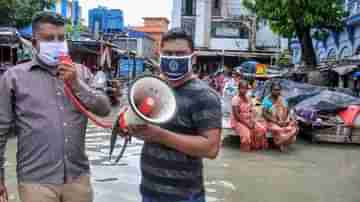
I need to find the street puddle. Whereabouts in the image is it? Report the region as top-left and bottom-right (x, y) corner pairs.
(206, 180), (237, 191)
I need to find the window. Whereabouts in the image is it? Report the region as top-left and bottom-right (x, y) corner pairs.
(181, 18), (196, 39)
(211, 21), (250, 39)
(212, 0), (222, 16)
(182, 0), (196, 16)
(214, 0), (220, 9)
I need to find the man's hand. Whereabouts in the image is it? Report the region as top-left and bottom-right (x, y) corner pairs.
(58, 63), (79, 89)
(0, 183), (8, 202)
(122, 124), (162, 143)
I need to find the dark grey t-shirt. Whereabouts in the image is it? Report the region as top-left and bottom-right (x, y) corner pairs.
(140, 78), (222, 201)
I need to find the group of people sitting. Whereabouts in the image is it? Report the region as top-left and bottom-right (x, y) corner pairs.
(207, 66), (298, 152)
(230, 80), (298, 152)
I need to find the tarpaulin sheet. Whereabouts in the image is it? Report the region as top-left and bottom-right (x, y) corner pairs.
(294, 90), (360, 113)
(256, 79), (326, 107)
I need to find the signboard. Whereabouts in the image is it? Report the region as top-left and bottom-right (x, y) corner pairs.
(210, 38), (249, 51)
(215, 27), (240, 38)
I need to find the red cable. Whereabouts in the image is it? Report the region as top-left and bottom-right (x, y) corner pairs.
(59, 54), (113, 129)
(64, 82), (113, 129)
(59, 53), (113, 128)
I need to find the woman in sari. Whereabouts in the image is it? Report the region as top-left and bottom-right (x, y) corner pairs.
(231, 80), (268, 152)
(262, 82), (298, 152)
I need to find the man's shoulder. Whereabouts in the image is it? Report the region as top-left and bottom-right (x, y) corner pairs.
(3, 61), (34, 78)
(181, 79), (221, 108)
(73, 63), (92, 80)
(186, 79), (218, 94)
(191, 79), (220, 101)
(74, 63), (89, 72)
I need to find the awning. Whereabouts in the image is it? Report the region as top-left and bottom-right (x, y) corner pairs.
(195, 50), (279, 58)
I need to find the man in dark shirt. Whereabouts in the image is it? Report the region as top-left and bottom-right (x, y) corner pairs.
(123, 28), (222, 202)
(0, 12), (111, 202)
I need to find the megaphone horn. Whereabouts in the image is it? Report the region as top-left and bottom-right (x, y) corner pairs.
(110, 75), (177, 163)
(119, 75), (177, 129)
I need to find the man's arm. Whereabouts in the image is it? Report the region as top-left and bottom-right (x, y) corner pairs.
(71, 65), (111, 117)
(155, 127), (221, 159)
(0, 71), (14, 182)
(132, 90), (222, 159)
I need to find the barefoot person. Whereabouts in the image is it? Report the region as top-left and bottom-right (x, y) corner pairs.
(231, 80), (268, 152)
(0, 12), (111, 202)
(262, 82), (298, 152)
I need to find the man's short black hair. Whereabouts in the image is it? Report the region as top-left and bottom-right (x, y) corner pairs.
(161, 28), (194, 51)
(32, 11), (65, 35)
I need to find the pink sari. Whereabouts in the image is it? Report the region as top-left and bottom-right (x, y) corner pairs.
(231, 96), (268, 151)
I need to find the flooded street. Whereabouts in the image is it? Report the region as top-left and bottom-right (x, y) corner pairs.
(3, 108), (360, 202)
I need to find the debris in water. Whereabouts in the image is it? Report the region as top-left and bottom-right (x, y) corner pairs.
(95, 178), (119, 182)
(206, 188), (217, 193)
(218, 180), (237, 191)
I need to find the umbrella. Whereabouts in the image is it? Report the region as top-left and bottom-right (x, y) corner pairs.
(238, 61), (258, 74)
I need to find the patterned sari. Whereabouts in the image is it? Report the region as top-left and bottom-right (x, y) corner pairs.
(231, 96), (268, 151)
(262, 96), (298, 147)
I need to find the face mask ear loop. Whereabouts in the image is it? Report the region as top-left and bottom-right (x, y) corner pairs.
(187, 53), (195, 74)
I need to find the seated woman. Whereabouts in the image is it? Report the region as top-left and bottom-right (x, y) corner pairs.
(262, 82), (298, 152)
(231, 80), (268, 152)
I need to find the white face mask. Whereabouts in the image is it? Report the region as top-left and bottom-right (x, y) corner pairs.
(37, 41), (69, 67)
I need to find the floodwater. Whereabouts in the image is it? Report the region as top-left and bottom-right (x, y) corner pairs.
(1, 71), (358, 202)
(3, 109), (360, 202)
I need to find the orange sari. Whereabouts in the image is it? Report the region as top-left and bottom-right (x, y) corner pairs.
(231, 96), (268, 151)
(263, 96), (298, 147)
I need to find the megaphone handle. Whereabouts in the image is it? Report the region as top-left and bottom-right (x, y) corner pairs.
(113, 136), (130, 164)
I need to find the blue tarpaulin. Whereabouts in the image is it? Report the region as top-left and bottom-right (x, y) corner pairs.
(117, 58), (144, 77)
(18, 25), (32, 39)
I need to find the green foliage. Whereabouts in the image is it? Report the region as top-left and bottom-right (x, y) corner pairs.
(243, 0), (346, 37)
(0, 0), (55, 28)
(312, 29), (330, 41)
(243, 0), (346, 67)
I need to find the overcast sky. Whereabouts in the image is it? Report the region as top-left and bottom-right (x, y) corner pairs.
(78, 0), (173, 26)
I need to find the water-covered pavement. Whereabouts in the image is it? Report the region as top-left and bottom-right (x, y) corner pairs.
(3, 110), (360, 202)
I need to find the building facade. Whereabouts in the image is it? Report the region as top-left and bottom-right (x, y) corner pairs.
(111, 30), (156, 59)
(291, 0), (360, 64)
(52, 0), (82, 25)
(133, 17), (169, 56)
(88, 7), (124, 34)
(171, 0), (286, 52)
(171, 0), (287, 72)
